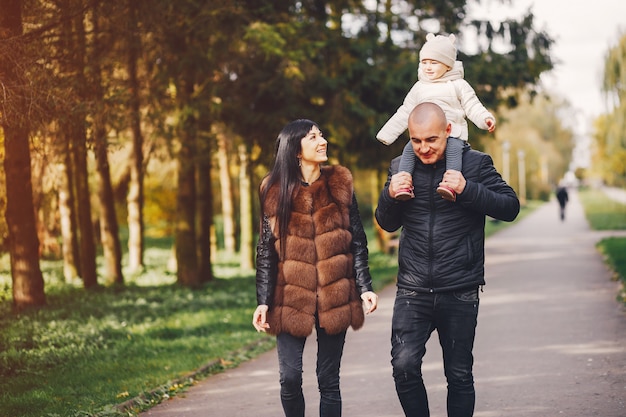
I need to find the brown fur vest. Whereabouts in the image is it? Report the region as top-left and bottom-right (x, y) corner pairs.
(263, 165), (364, 337)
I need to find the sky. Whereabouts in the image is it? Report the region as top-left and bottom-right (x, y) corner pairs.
(467, 0), (626, 168)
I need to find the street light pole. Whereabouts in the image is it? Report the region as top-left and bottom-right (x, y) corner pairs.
(518, 150), (526, 206)
(502, 141), (510, 183)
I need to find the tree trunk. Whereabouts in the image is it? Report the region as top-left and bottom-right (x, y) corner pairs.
(175, 76), (200, 287)
(72, 7), (98, 289)
(196, 125), (214, 283)
(4, 127), (47, 310)
(125, 0), (144, 272)
(217, 131), (236, 253)
(72, 125), (98, 289)
(238, 143), (253, 270)
(196, 149), (214, 283)
(57, 140), (81, 281)
(93, 124), (124, 285)
(210, 224), (218, 264)
(90, 0), (123, 285)
(0, 0), (46, 310)
(176, 141), (199, 286)
(370, 169), (386, 252)
(56, 0), (81, 282)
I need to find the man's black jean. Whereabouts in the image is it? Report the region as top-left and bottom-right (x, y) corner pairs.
(276, 319), (346, 417)
(391, 287), (479, 417)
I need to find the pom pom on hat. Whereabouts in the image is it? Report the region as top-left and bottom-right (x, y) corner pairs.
(419, 33), (457, 68)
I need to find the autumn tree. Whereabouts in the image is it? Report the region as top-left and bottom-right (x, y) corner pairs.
(594, 32), (626, 186)
(0, 0), (46, 309)
(89, 0), (124, 285)
(0, 0), (558, 296)
(142, 0), (247, 286)
(55, 0), (83, 283)
(67, 2), (99, 289)
(124, 0), (146, 272)
(491, 93), (574, 200)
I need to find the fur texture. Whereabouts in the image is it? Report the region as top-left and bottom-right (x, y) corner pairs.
(263, 165), (364, 337)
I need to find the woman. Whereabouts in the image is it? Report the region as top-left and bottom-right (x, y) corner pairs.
(252, 119), (378, 417)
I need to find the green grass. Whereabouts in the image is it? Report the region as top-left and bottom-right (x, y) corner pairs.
(0, 273), (271, 417)
(596, 237), (626, 302)
(578, 187), (626, 230)
(578, 187), (626, 304)
(0, 245), (398, 417)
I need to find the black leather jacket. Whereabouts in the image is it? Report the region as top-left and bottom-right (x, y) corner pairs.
(256, 193), (374, 306)
(375, 148), (520, 293)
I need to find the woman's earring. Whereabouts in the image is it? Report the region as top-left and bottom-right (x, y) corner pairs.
(297, 157), (301, 167)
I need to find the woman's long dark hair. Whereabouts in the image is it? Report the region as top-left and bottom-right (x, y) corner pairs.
(260, 119), (318, 258)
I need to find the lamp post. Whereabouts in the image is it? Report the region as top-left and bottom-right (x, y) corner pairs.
(540, 155), (549, 185)
(502, 141), (510, 183)
(517, 150), (526, 206)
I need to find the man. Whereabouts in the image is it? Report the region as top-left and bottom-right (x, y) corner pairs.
(556, 184), (569, 221)
(375, 102), (520, 417)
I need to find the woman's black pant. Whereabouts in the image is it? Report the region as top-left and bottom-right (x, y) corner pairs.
(276, 320), (347, 417)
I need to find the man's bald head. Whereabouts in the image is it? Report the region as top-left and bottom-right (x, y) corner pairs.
(408, 102), (448, 131)
(407, 102), (451, 165)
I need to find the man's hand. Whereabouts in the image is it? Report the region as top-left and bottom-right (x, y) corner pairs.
(389, 172), (413, 199)
(440, 170), (467, 196)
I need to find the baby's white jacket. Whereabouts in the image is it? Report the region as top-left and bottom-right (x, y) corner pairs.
(376, 61), (494, 145)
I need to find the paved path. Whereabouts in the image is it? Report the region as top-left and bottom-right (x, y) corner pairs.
(142, 189), (626, 417)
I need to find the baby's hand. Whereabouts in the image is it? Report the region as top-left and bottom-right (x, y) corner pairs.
(486, 117), (496, 133)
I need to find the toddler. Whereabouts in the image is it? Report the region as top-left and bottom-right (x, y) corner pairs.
(377, 33), (495, 201)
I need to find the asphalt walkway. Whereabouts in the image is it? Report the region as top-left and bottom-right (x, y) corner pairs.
(142, 189), (626, 417)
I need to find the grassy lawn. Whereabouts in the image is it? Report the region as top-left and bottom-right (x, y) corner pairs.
(0, 247), (398, 417)
(0, 253), (271, 417)
(578, 187), (626, 230)
(0, 202), (541, 417)
(596, 237), (626, 302)
(578, 187), (626, 303)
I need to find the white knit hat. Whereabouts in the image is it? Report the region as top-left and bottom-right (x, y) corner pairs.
(419, 33), (457, 68)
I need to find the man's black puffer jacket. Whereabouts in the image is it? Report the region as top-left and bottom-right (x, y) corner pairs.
(375, 147), (520, 293)
(256, 193), (373, 307)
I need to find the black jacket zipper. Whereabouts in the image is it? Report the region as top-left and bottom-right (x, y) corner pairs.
(428, 164), (436, 292)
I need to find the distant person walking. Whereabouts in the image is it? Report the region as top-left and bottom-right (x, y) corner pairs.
(556, 185), (569, 221)
(253, 119), (378, 417)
